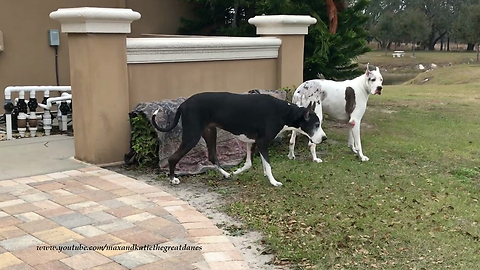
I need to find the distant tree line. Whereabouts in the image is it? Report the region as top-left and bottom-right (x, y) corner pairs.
(179, 0), (370, 80)
(367, 0), (480, 54)
(177, 0), (480, 79)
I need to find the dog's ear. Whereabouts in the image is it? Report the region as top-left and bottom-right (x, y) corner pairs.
(366, 63), (371, 76)
(376, 66), (380, 72)
(304, 102), (313, 121)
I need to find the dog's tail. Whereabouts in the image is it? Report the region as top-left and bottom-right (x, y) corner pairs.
(151, 106), (182, 132)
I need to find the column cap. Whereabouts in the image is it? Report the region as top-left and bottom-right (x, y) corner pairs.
(50, 7), (141, 34)
(248, 15), (317, 35)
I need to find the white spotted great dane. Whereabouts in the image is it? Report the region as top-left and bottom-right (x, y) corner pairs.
(288, 64), (383, 162)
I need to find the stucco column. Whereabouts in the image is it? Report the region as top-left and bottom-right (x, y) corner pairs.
(50, 7), (141, 165)
(248, 15), (317, 89)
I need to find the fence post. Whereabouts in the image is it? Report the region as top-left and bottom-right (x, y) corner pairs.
(50, 7), (141, 165)
(249, 15), (317, 90)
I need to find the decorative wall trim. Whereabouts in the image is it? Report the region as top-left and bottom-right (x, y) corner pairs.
(50, 7), (141, 34)
(126, 37), (282, 64)
(248, 15), (317, 35)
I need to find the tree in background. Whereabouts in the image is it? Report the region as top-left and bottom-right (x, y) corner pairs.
(366, 0), (457, 51)
(326, 0), (348, 34)
(411, 0), (456, 51)
(394, 8), (430, 56)
(454, 4), (480, 61)
(302, 0), (371, 80)
(178, 0), (371, 80)
(369, 11), (397, 55)
(452, 0), (480, 51)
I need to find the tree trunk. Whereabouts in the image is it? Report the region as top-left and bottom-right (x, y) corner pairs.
(231, 1), (239, 29)
(427, 23), (448, 51)
(326, 0), (339, 34)
(428, 25), (436, 50)
(447, 36), (450, 51)
(384, 45), (388, 56)
(413, 42), (416, 57)
(373, 38), (382, 49)
(477, 43), (479, 62)
(440, 38), (443, 51)
(467, 43), (475, 51)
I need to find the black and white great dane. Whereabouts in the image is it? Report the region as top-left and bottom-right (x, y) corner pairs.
(151, 92), (327, 187)
(289, 64), (383, 162)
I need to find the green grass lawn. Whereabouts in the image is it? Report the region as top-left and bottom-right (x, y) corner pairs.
(194, 69), (480, 269)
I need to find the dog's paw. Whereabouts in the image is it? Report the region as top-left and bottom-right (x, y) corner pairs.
(270, 181), (283, 187)
(360, 156), (369, 162)
(223, 173), (231, 179)
(349, 146), (358, 154)
(288, 153), (296, 160)
(313, 158), (323, 163)
(170, 177), (180, 185)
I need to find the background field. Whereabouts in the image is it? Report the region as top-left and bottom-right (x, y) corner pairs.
(357, 50), (480, 85)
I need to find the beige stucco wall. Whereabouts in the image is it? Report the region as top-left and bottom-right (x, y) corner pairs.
(127, 59), (278, 109)
(275, 35), (306, 89)
(67, 34), (130, 164)
(0, 0), (192, 106)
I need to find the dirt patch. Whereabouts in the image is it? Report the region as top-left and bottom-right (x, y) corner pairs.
(368, 107), (398, 114)
(108, 166), (289, 270)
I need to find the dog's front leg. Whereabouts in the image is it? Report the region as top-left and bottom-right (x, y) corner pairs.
(350, 120), (369, 161)
(258, 144), (282, 187)
(288, 130), (297, 160)
(233, 142), (253, 175)
(308, 141), (323, 163)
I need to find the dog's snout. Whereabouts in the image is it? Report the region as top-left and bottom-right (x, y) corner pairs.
(322, 136), (327, 142)
(377, 86), (383, 91)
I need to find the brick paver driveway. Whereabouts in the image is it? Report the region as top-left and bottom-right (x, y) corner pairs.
(0, 167), (248, 270)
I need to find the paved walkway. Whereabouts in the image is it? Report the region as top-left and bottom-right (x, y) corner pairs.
(0, 166), (249, 270)
(0, 135), (85, 180)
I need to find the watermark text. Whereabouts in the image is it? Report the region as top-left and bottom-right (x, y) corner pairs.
(37, 243), (202, 253)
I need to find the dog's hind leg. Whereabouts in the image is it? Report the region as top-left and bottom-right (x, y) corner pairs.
(347, 126), (358, 154)
(168, 124), (203, 184)
(257, 142), (282, 187)
(288, 130), (297, 160)
(203, 127), (230, 178)
(233, 142), (254, 175)
(350, 120), (369, 161)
